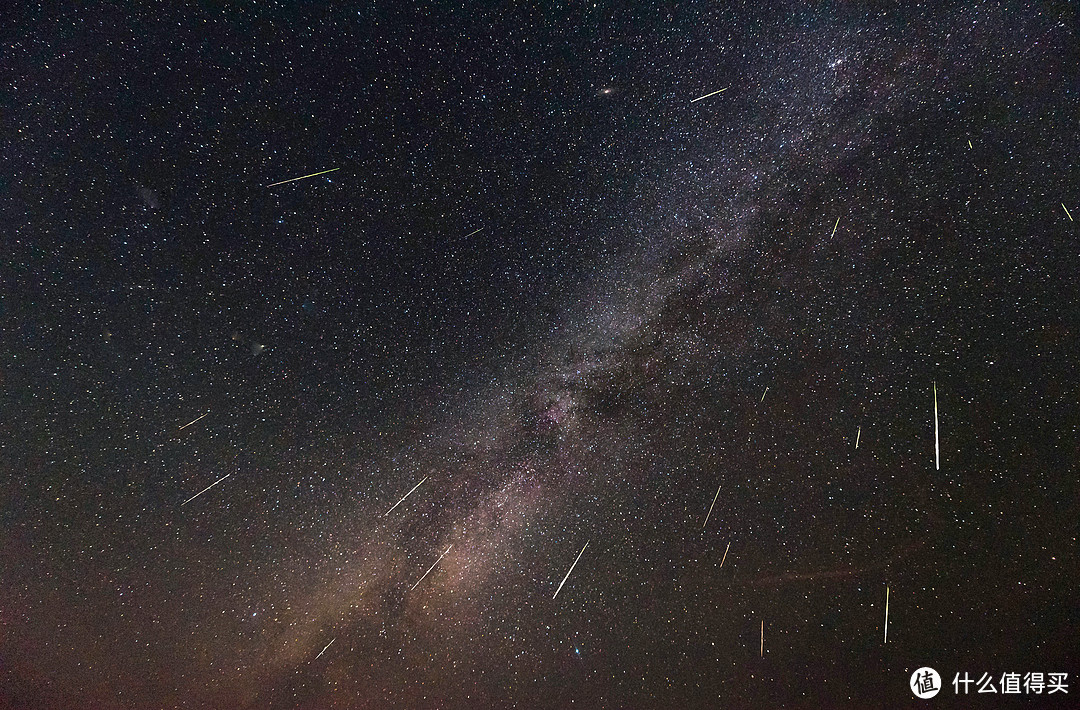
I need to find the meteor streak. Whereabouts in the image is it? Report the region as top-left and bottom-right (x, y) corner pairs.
(1064, 203), (1074, 222)
(690, 87), (728, 103)
(760, 619), (764, 657)
(315, 638), (336, 660)
(719, 541), (730, 568)
(553, 542), (589, 599)
(831, 216), (841, 236)
(884, 586), (890, 643)
(384, 476), (428, 516)
(855, 425), (861, 450)
(760, 386), (768, 403)
(178, 411), (209, 431)
(266, 167), (340, 187)
(933, 382), (940, 470)
(181, 473), (231, 506)
(410, 545), (452, 591)
(702, 484), (721, 529)
(462, 228), (484, 238)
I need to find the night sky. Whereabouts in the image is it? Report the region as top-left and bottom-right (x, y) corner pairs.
(2, 2), (1079, 708)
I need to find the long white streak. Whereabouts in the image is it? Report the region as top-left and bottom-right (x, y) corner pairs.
(410, 545), (452, 591)
(178, 411), (210, 431)
(314, 638), (336, 660)
(462, 228), (484, 238)
(760, 386), (769, 403)
(719, 541), (730, 568)
(855, 425), (861, 450)
(884, 586), (890, 644)
(702, 484), (721, 529)
(384, 476), (428, 516)
(552, 542), (589, 599)
(831, 216), (841, 236)
(266, 167), (340, 187)
(690, 87), (728, 103)
(760, 619), (764, 658)
(933, 382), (940, 470)
(1064, 203), (1074, 222)
(181, 473), (231, 506)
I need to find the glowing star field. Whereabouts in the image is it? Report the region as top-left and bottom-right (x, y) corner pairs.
(2, 2), (1077, 708)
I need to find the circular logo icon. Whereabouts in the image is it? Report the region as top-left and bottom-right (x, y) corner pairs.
(911, 667), (941, 699)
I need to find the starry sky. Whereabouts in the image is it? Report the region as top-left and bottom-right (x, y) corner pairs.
(2, 2), (1078, 708)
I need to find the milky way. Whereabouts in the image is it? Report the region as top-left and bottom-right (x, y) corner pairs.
(3, 2), (1078, 708)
